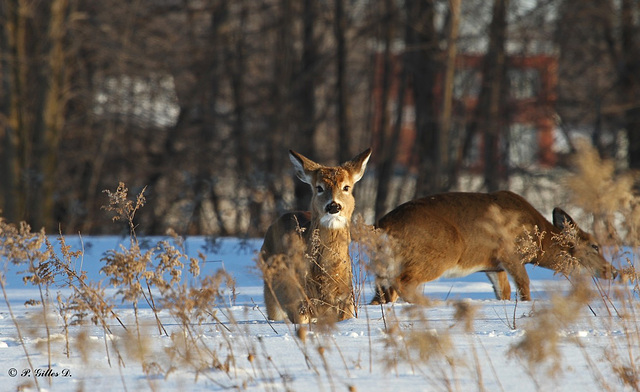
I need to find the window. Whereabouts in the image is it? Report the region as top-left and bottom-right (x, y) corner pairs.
(508, 124), (538, 167)
(453, 69), (481, 99)
(508, 68), (540, 99)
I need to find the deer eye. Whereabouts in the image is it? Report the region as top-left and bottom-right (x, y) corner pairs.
(591, 244), (600, 252)
(343, 185), (350, 192)
(316, 186), (324, 194)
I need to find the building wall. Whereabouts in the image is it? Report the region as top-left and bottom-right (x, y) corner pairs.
(372, 52), (558, 171)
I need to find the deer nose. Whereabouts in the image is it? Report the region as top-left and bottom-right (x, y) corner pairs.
(610, 266), (618, 280)
(601, 265), (617, 280)
(325, 201), (342, 214)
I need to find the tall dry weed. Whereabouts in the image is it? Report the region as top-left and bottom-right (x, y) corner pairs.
(509, 141), (640, 387)
(516, 225), (546, 265)
(509, 275), (594, 377)
(0, 153), (637, 391)
(351, 141), (640, 390)
(350, 214), (397, 305)
(566, 140), (640, 246)
(0, 182), (251, 390)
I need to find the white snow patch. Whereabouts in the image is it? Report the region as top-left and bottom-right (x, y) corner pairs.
(0, 236), (636, 392)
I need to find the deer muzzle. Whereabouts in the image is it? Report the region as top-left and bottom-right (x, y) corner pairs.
(606, 265), (618, 280)
(325, 201), (342, 214)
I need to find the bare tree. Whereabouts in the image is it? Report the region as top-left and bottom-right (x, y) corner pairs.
(335, 0), (350, 163)
(373, 0), (398, 220)
(439, 0), (461, 190)
(406, 0), (441, 198)
(291, 0), (318, 213)
(618, 0), (640, 172)
(483, 0), (509, 192)
(556, 0), (640, 174)
(461, 0), (509, 192)
(1, 0), (75, 229)
(3, 0), (636, 236)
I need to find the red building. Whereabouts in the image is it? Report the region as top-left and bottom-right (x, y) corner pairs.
(372, 52), (558, 171)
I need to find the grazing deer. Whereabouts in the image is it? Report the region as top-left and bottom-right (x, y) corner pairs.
(259, 148), (371, 323)
(370, 190), (617, 304)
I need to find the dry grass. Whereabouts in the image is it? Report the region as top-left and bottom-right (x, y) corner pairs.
(349, 141), (640, 390)
(567, 140), (640, 246)
(0, 182), (361, 391)
(516, 225), (546, 265)
(508, 274), (594, 377)
(0, 184), (239, 390)
(1, 141), (639, 391)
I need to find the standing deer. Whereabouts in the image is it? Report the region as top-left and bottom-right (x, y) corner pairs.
(259, 148), (371, 323)
(370, 190), (617, 304)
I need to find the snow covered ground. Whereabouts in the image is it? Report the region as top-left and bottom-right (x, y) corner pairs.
(1, 236), (637, 391)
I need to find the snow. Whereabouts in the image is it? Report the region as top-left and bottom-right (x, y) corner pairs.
(0, 236), (637, 391)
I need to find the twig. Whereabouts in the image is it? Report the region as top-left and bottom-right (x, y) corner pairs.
(445, 285), (454, 301)
(513, 296), (518, 330)
(363, 297), (373, 373)
(205, 309), (232, 333)
(251, 298), (278, 334)
(1, 278), (41, 391)
(380, 302), (388, 332)
(143, 281), (168, 335)
(592, 276), (621, 318)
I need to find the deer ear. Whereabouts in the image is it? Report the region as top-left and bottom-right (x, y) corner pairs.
(289, 150), (321, 185)
(343, 148), (371, 183)
(552, 207), (576, 230)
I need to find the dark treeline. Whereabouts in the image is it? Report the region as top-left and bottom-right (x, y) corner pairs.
(1, 0), (639, 237)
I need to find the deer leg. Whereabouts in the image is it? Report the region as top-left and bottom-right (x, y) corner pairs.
(264, 282), (288, 321)
(265, 278), (310, 323)
(395, 277), (432, 305)
(290, 300), (312, 324)
(335, 291), (355, 321)
(370, 284), (399, 305)
(486, 271), (512, 300)
(262, 254), (311, 322)
(339, 300), (355, 320)
(501, 261), (531, 301)
(313, 296), (354, 323)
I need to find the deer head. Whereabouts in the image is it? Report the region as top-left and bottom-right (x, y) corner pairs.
(552, 208), (617, 280)
(289, 148), (371, 230)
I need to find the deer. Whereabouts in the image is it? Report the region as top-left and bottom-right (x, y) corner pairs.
(259, 148), (371, 324)
(370, 190), (617, 304)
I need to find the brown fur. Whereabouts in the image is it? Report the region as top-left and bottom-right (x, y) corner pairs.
(371, 191), (616, 304)
(259, 148), (371, 323)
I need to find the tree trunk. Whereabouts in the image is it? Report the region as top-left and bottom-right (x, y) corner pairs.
(620, 0), (640, 172)
(0, 1), (18, 223)
(229, 2), (252, 235)
(483, 0), (509, 192)
(3, 0), (68, 230)
(197, 0), (228, 235)
(463, 0), (509, 193)
(292, 0), (317, 213)
(439, 0), (460, 190)
(374, 0), (399, 220)
(40, 0), (69, 230)
(406, 0), (440, 198)
(335, 0), (350, 163)
(5, 0), (28, 224)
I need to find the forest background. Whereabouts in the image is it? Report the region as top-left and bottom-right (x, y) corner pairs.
(1, 0), (639, 237)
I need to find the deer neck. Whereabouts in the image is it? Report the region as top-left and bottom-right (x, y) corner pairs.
(534, 224), (565, 268)
(306, 217), (353, 303)
(307, 218), (352, 266)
